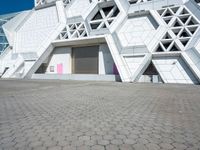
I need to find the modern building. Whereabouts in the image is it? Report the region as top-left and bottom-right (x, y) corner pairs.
(0, 0), (200, 84)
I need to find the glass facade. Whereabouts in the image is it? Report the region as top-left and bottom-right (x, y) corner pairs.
(0, 13), (18, 55)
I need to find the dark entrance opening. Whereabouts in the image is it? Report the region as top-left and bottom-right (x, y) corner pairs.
(72, 46), (99, 74)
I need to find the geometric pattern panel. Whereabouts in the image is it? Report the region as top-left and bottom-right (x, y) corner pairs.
(156, 32), (181, 52)
(89, 3), (120, 30)
(35, 0), (72, 7)
(90, 0), (113, 2)
(156, 6), (200, 52)
(153, 56), (198, 84)
(57, 22), (87, 40)
(128, 0), (152, 5)
(35, 0), (46, 7)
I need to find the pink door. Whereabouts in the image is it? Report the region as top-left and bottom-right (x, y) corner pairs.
(57, 63), (63, 75)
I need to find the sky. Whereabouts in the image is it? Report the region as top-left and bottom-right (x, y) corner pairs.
(0, 0), (34, 15)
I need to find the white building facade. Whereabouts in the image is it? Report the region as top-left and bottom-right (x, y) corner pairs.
(1, 0), (200, 84)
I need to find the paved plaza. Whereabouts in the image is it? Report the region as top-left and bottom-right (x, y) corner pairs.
(0, 80), (200, 150)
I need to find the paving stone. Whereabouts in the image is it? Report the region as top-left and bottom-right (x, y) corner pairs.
(172, 143), (187, 150)
(32, 146), (47, 150)
(123, 139), (136, 144)
(105, 144), (119, 150)
(70, 140), (84, 147)
(29, 141), (43, 147)
(78, 135), (90, 141)
(0, 80), (200, 150)
(91, 145), (105, 150)
(159, 143), (174, 150)
(84, 139), (97, 146)
(91, 135), (103, 140)
(98, 139), (110, 145)
(145, 143), (160, 150)
(77, 145), (91, 150)
(43, 140), (57, 147)
(57, 140), (70, 146)
(62, 145), (76, 150)
(136, 138), (149, 144)
(48, 146), (62, 150)
(14, 141), (29, 149)
(103, 135), (114, 140)
(119, 144), (134, 150)
(115, 135), (126, 140)
(132, 143), (148, 150)
(110, 139), (123, 145)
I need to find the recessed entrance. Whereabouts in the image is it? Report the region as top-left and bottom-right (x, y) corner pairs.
(72, 46), (99, 74)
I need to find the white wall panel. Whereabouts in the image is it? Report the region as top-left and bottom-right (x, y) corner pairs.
(46, 47), (71, 74)
(99, 44), (115, 75)
(15, 6), (59, 53)
(153, 57), (198, 84)
(117, 15), (158, 48)
(66, 0), (92, 18)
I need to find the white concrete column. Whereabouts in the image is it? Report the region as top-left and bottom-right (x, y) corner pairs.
(99, 45), (106, 75)
(66, 47), (72, 74)
(56, 0), (67, 24)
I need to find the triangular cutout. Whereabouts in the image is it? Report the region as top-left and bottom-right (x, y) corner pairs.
(187, 26), (198, 35)
(163, 32), (172, 40)
(59, 32), (68, 39)
(169, 43), (180, 51)
(164, 17), (172, 24)
(180, 39), (189, 47)
(163, 9), (173, 17)
(78, 30), (84, 35)
(76, 23), (81, 27)
(179, 16), (189, 25)
(179, 8), (189, 15)
(61, 32), (67, 37)
(129, 0), (138, 5)
(92, 11), (103, 20)
(111, 8), (120, 17)
(107, 20), (113, 25)
(157, 9), (165, 16)
(102, 23), (107, 28)
(102, 6), (113, 16)
(83, 33), (87, 37)
(187, 17), (199, 26)
(195, 0), (200, 4)
(172, 28), (182, 36)
(156, 43), (165, 52)
(71, 31), (79, 38)
(179, 29), (191, 38)
(90, 22), (101, 29)
(143, 62), (159, 75)
(69, 24), (76, 30)
(78, 24), (84, 29)
(170, 7), (179, 14)
(69, 30), (74, 35)
(173, 19), (182, 27)
(161, 40), (173, 50)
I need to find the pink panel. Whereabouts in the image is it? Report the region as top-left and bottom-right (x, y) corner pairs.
(57, 63), (63, 74)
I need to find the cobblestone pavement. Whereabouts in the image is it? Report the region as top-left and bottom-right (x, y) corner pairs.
(0, 80), (200, 150)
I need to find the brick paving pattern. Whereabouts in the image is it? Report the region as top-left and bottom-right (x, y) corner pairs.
(0, 80), (200, 150)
